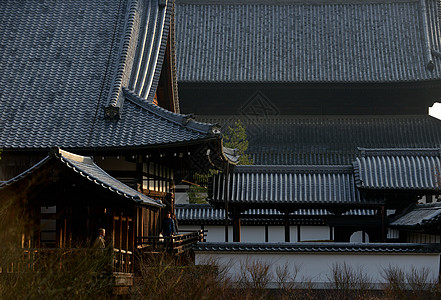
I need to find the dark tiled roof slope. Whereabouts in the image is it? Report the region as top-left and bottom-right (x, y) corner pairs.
(197, 115), (441, 165)
(0, 148), (162, 207)
(90, 89), (217, 148)
(176, 203), (376, 225)
(354, 148), (441, 190)
(209, 165), (384, 206)
(390, 203), (441, 228)
(195, 242), (441, 253)
(0, 0), (216, 150)
(176, 0), (441, 83)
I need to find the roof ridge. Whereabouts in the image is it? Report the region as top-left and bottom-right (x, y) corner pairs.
(357, 147), (441, 157)
(123, 87), (219, 135)
(104, 0), (139, 119)
(169, 0), (181, 113)
(176, 0), (417, 5)
(196, 114), (439, 120)
(51, 148), (94, 164)
(416, 202), (441, 208)
(146, 0), (172, 101)
(234, 164), (354, 173)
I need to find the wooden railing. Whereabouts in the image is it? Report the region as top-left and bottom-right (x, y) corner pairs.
(137, 230), (205, 256)
(1, 231), (205, 275)
(113, 247), (133, 273)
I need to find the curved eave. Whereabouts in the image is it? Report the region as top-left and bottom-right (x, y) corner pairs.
(52, 149), (163, 208)
(0, 156), (52, 189)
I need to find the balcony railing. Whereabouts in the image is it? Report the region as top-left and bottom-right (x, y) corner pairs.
(137, 230), (205, 255)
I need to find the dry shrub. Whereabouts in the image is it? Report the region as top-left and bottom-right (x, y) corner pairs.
(328, 262), (374, 300)
(275, 263), (301, 291)
(382, 266), (440, 300)
(132, 253), (236, 300)
(236, 258), (272, 298)
(0, 196), (113, 300)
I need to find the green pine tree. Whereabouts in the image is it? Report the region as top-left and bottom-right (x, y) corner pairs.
(223, 120), (253, 165)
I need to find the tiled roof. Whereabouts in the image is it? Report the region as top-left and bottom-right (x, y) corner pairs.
(0, 0), (218, 150)
(195, 242), (441, 253)
(197, 115), (441, 165)
(0, 148), (162, 207)
(209, 165), (384, 206)
(353, 148), (441, 190)
(390, 203), (441, 228)
(176, 0), (441, 83)
(176, 203), (377, 225)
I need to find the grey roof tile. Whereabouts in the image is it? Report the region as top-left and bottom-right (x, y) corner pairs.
(197, 115), (441, 165)
(176, 203), (377, 225)
(195, 242), (441, 253)
(390, 203), (441, 228)
(353, 148), (441, 190)
(176, 0), (441, 83)
(209, 165), (385, 206)
(0, 0), (215, 150)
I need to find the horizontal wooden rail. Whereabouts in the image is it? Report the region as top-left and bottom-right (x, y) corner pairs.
(137, 230), (205, 255)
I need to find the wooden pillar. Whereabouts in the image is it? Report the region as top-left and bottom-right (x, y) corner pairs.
(297, 225), (301, 242)
(119, 211), (123, 272)
(284, 212), (290, 242)
(136, 155), (142, 192)
(265, 225), (269, 243)
(131, 208), (136, 273)
(381, 206), (386, 242)
(125, 211), (129, 273)
(224, 164), (230, 242)
(233, 210), (241, 242)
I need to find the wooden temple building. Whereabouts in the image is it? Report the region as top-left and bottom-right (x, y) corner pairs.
(0, 148), (164, 271)
(0, 0), (236, 215)
(0, 0), (236, 292)
(173, 0), (441, 243)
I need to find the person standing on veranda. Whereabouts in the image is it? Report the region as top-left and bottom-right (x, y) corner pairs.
(94, 228), (106, 248)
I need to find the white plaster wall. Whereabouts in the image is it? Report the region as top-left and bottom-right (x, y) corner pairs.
(196, 252), (440, 288)
(175, 192), (189, 204)
(350, 231), (370, 243)
(300, 226), (330, 241)
(179, 225), (202, 232)
(290, 226), (298, 242)
(407, 232), (441, 244)
(268, 226), (285, 242)
(241, 226), (265, 243)
(387, 229), (400, 239)
(190, 225), (331, 243)
(204, 225), (233, 242)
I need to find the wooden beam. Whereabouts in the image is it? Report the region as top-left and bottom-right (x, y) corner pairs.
(285, 212), (290, 242)
(381, 206), (386, 242)
(119, 211), (123, 272)
(297, 225), (301, 242)
(265, 225), (269, 243)
(223, 164), (230, 242)
(233, 209), (241, 242)
(125, 211), (129, 273)
(131, 208), (135, 273)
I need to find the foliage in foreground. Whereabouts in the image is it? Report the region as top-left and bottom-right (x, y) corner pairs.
(2, 195), (441, 299)
(0, 196), (113, 300)
(131, 255), (441, 300)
